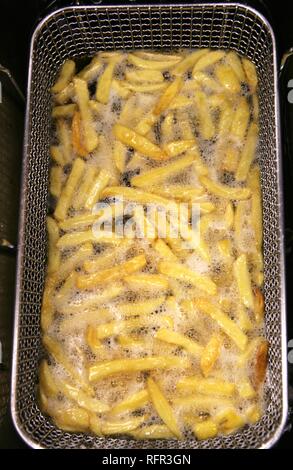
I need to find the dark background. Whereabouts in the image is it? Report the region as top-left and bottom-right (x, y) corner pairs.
(0, 0), (292, 449)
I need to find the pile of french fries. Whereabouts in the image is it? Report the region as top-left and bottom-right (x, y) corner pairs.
(40, 48), (267, 441)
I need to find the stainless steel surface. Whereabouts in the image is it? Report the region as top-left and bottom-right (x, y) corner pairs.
(11, 3), (288, 449)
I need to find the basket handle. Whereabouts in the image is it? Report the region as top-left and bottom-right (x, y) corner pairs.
(280, 50), (293, 427)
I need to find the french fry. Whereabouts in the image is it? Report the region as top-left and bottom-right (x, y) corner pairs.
(151, 185), (204, 202)
(55, 271), (77, 307)
(154, 77), (183, 115)
(44, 361), (109, 413)
(177, 109), (195, 140)
(101, 185), (176, 208)
(131, 154), (195, 188)
(41, 276), (56, 331)
(72, 111), (88, 157)
(50, 166), (62, 199)
(177, 376), (235, 397)
(59, 308), (112, 334)
(230, 97), (250, 142)
(118, 335), (145, 348)
(200, 334), (222, 377)
(218, 239), (233, 260)
(117, 297), (166, 317)
(233, 254), (254, 310)
(52, 103), (77, 119)
(252, 340), (268, 389)
(192, 50), (226, 73)
(110, 389), (149, 416)
(74, 77), (99, 153)
(54, 82), (74, 105)
(245, 405), (262, 424)
(56, 229), (123, 248)
(86, 325), (103, 353)
(124, 274), (169, 292)
(96, 58), (119, 104)
(153, 238), (177, 262)
(235, 122), (259, 182)
(54, 157), (85, 220)
(193, 420), (218, 440)
(51, 59), (76, 93)
(242, 58), (258, 93)
(147, 377), (182, 439)
(84, 169), (111, 210)
(254, 287), (264, 325)
(52, 407), (89, 432)
(194, 90), (216, 140)
(172, 394), (233, 410)
(214, 64), (241, 94)
(135, 51), (182, 61)
(237, 305), (253, 332)
(155, 328), (203, 356)
(113, 141), (127, 173)
(163, 139), (197, 158)
(169, 96), (193, 110)
(221, 145), (240, 173)
(173, 49), (209, 75)
(72, 166), (97, 210)
(113, 124), (167, 161)
(77, 254), (146, 289)
(226, 51), (246, 82)
(161, 112), (174, 143)
(101, 416), (146, 435)
(78, 55), (101, 81)
(47, 216), (60, 274)
(39, 360), (58, 397)
(50, 145), (65, 166)
(193, 71), (223, 93)
(194, 298), (248, 350)
(238, 379), (256, 399)
(135, 112), (157, 136)
(159, 261), (217, 296)
(200, 176), (251, 200)
(214, 407), (245, 434)
(128, 53), (180, 70)
(89, 356), (191, 382)
(89, 415), (103, 436)
(59, 213), (99, 232)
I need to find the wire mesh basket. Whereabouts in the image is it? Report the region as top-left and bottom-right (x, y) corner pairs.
(11, 3), (288, 448)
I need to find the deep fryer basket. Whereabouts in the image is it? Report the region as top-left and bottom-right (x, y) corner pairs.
(11, 3), (288, 449)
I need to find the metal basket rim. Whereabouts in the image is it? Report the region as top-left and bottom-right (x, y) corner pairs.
(11, 2), (288, 449)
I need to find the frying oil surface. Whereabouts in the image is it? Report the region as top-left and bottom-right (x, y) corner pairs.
(40, 49), (267, 440)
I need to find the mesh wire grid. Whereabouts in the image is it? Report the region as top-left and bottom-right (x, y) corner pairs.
(11, 3), (287, 449)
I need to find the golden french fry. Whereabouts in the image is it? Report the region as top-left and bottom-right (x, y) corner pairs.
(236, 122), (259, 182)
(173, 49), (209, 75)
(113, 141), (127, 173)
(101, 416), (146, 435)
(126, 69), (164, 83)
(52, 103), (77, 119)
(124, 274), (169, 292)
(101, 185), (176, 208)
(200, 176), (251, 200)
(131, 154), (195, 188)
(52, 407), (89, 433)
(84, 169), (111, 210)
(41, 276), (56, 331)
(177, 376), (235, 397)
(72, 111), (88, 157)
(96, 58), (119, 104)
(110, 389), (149, 416)
(112, 79), (131, 98)
(117, 297), (166, 317)
(57, 229), (123, 249)
(50, 166), (62, 199)
(52, 59), (76, 93)
(54, 158), (85, 220)
(193, 71), (223, 93)
(78, 55), (101, 81)
(193, 420), (218, 440)
(214, 63), (241, 94)
(163, 140), (197, 158)
(72, 166), (97, 210)
(74, 77), (99, 153)
(154, 77), (183, 115)
(230, 97), (250, 142)
(200, 334), (222, 377)
(89, 356), (190, 382)
(54, 82), (74, 105)
(192, 50), (226, 73)
(194, 89), (215, 140)
(50, 145), (65, 166)
(147, 377), (182, 439)
(113, 124), (166, 161)
(77, 254), (146, 289)
(122, 82), (167, 93)
(226, 51), (246, 82)
(194, 298), (248, 350)
(155, 328), (203, 356)
(242, 58), (258, 93)
(47, 216), (60, 274)
(128, 53), (180, 70)
(214, 407), (245, 435)
(159, 261), (217, 296)
(132, 424), (174, 440)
